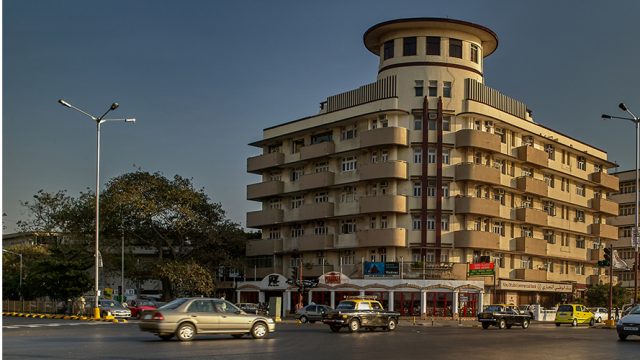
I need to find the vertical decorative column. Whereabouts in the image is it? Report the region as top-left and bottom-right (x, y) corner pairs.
(421, 290), (427, 319)
(285, 291), (291, 315)
(330, 291), (335, 309)
(389, 290), (395, 311)
(452, 290), (459, 318)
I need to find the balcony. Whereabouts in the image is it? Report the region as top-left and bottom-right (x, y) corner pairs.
(589, 223), (618, 240)
(247, 180), (284, 200)
(300, 141), (335, 161)
(298, 171), (335, 191)
(455, 129), (501, 153)
(295, 234), (335, 252)
(454, 196), (500, 218)
(246, 238), (283, 256)
(247, 152), (284, 173)
(455, 163), (501, 186)
(356, 228), (406, 247)
(360, 127), (409, 148)
(284, 202), (334, 222)
(590, 172), (620, 192)
(590, 197), (619, 216)
(515, 237), (547, 257)
(299, 263), (335, 278)
(360, 195), (407, 214)
(590, 248), (604, 262)
(453, 230), (500, 250)
(515, 145), (549, 167)
(246, 208), (284, 228)
(516, 177), (548, 197)
(360, 161), (407, 181)
(514, 268), (547, 282)
(515, 207), (548, 227)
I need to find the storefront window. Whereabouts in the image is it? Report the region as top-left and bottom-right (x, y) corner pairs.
(425, 291), (453, 317)
(394, 291), (421, 316)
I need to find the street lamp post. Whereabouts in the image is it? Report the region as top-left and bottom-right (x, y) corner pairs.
(58, 99), (135, 319)
(3, 249), (23, 312)
(603, 102), (640, 305)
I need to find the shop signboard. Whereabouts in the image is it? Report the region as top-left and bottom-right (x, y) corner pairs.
(385, 262), (399, 276)
(468, 262), (494, 276)
(364, 262), (400, 277)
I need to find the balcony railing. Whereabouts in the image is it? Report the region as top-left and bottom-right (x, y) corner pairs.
(326, 75), (397, 113)
(590, 172), (620, 192)
(300, 141), (335, 161)
(454, 196), (500, 218)
(360, 195), (407, 214)
(455, 163), (501, 186)
(247, 180), (284, 200)
(514, 268), (547, 282)
(360, 161), (408, 181)
(455, 129), (501, 153)
(247, 152), (284, 173)
(356, 228), (406, 247)
(589, 223), (618, 240)
(246, 208), (284, 228)
(590, 197), (619, 216)
(360, 127), (409, 148)
(516, 176), (548, 197)
(465, 78), (528, 120)
(453, 230), (500, 250)
(515, 207), (548, 227)
(515, 145), (549, 168)
(246, 238), (283, 256)
(514, 236), (547, 257)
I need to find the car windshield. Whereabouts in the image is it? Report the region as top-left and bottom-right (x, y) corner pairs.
(629, 306), (640, 315)
(158, 298), (188, 310)
(139, 300), (156, 307)
(557, 305), (573, 312)
(337, 301), (356, 310)
(484, 305), (503, 312)
(100, 300), (124, 309)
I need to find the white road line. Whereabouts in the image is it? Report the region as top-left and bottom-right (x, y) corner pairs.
(3, 322), (109, 329)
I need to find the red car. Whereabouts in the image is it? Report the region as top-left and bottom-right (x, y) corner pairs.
(127, 299), (158, 319)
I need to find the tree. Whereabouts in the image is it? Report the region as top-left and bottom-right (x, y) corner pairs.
(1, 244), (50, 300)
(585, 284), (632, 308)
(156, 260), (214, 298)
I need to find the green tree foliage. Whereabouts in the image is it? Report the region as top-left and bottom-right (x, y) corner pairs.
(2, 244), (50, 300)
(157, 260), (215, 298)
(23, 245), (93, 301)
(585, 284), (632, 308)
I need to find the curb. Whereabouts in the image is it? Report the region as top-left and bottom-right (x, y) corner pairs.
(3, 312), (128, 323)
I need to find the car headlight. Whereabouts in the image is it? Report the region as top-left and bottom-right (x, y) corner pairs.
(266, 318), (275, 323)
(617, 319), (623, 326)
(342, 314), (348, 319)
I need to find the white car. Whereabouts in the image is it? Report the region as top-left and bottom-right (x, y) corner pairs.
(616, 305), (640, 341)
(590, 307), (609, 323)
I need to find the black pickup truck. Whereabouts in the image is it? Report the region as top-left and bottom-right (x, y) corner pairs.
(477, 304), (532, 330)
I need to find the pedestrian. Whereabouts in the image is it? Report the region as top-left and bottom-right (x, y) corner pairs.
(615, 306), (620, 320)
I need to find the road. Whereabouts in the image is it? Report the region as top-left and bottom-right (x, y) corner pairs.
(2, 317), (638, 360)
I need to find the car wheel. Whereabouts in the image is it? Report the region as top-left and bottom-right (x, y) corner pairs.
(618, 333), (628, 341)
(555, 323), (561, 327)
(348, 318), (360, 332)
(251, 322), (268, 339)
(589, 318), (595, 327)
(596, 316), (602, 323)
(232, 334), (244, 339)
(330, 325), (341, 333)
(482, 322), (490, 329)
(522, 319), (530, 329)
(176, 323), (196, 341)
(309, 320), (316, 324)
(571, 319), (577, 327)
(506, 324), (512, 329)
(158, 334), (173, 341)
(299, 315), (308, 324)
(386, 318), (397, 331)
(498, 319), (506, 329)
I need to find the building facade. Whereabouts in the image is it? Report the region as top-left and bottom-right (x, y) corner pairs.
(609, 170), (639, 293)
(240, 18), (619, 316)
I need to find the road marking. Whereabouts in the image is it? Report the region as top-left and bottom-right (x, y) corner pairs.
(3, 322), (113, 329)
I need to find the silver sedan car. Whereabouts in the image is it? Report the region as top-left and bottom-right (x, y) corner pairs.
(139, 298), (276, 341)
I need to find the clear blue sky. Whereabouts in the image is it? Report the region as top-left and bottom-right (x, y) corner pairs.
(3, 0), (640, 232)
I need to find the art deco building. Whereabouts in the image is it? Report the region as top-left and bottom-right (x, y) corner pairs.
(609, 170), (638, 292)
(239, 18), (619, 316)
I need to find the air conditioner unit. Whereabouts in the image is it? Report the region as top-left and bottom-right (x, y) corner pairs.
(524, 196), (533, 202)
(575, 216), (584, 222)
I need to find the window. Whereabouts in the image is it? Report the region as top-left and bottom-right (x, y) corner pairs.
(314, 221), (327, 235)
(380, 216), (388, 229)
(441, 215), (449, 231)
(269, 199), (281, 209)
(414, 115), (423, 130)
(340, 186), (356, 203)
(577, 156), (586, 170)
(403, 37), (417, 56)
(620, 182), (636, 194)
(427, 181), (436, 197)
(291, 196), (303, 209)
(269, 172), (282, 181)
(383, 40), (394, 60)
(268, 144), (282, 153)
(341, 156), (357, 172)
(427, 148), (437, 163)
(291, 167), (303, 181)
(470, 44), (479, 63)
(442, 184), (450, 198)
(522, 135), (533, 146)
(426, 36), (440, 55)
(413, 148), (422, 163)
(428, 80), (437, 97)
(495, 127), (506, 143)
(378, 115), (389, 128)
(443, 81), (452, 98)
(379, 248), (387, 263)
(521, 226), (533, 238)
(544, 201), (556, 216)
(315, 161), (329, 173)
(522, 167), (533, 177)
(291, 224), (304, 238)
(449, 39), (462, 58)
(575, 209), (585, 222)
(314, 192), (328, 203)
(311, 131), (332, 144)
(370, 151), (378, 163)
(428, 118), (436, 130)
(575, 263), (584, 275)
(544, 173), (555, 188)
(413, 182), (422, 197)
(521, 256), (532, 269)
(544, 230), (555, 244)
(414, 80), (424, 97)
(341, 219), (356, 234)
(545, 144), (555, 160)
(576, 236), (585, 249)
(381, 150), (389, 162)
(442, 149), (450, 164)
(620, 204), (635, 216)
(370, 216), (377, 229)
(492, 222), (504, 236)
(341, 126), (357, 140)
(412, 214), (421, 230)
(561, 177), (570, 192)
(268, 227), (281, 240)
(426, 214), (436, 230)
(442, 116), (451, 131)
(292, 139), (305, 153)
(576, 184), (585, 197)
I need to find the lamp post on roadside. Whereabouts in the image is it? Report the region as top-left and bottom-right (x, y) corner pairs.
(58, 99), (135, 319)
(602, 102), (640, 305)
(3, 249), (23, 312)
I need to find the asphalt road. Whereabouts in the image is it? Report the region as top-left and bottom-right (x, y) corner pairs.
(2, 317), (638, 360)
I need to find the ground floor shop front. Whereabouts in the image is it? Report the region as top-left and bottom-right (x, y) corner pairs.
(236, 273), (485, 318)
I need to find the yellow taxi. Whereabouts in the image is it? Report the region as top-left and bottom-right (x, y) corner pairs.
(555, 304), (595, 327)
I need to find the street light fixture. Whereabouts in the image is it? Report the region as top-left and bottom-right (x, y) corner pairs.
(602, 102), (640, 305)
(3, 249), (23, 312)
(58, 99), (135, 319)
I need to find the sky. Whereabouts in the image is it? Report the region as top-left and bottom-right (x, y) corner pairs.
(3, 0), (640, 233)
